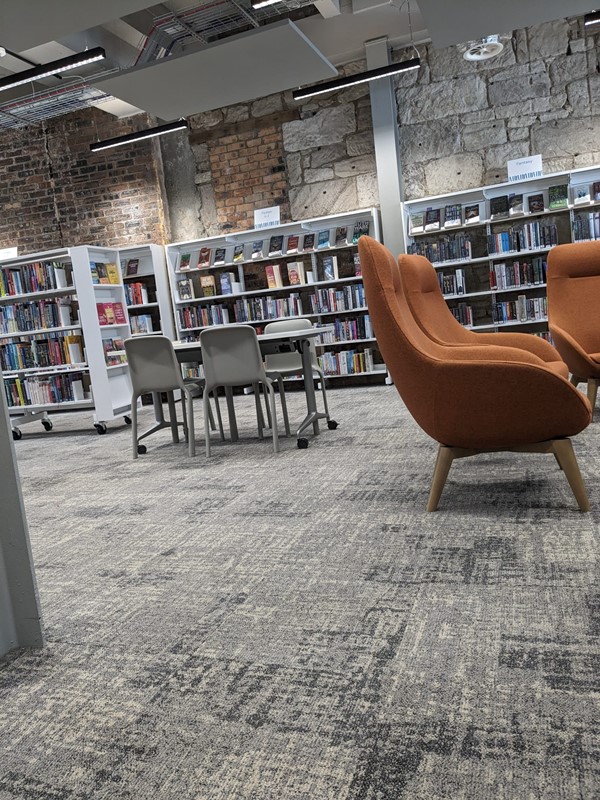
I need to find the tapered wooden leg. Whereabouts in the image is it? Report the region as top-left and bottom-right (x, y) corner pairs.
(587, 379), (598, 415)
(570, 375), (582, 386)
(427, 445), (455, 512)
(552, 439), (590, 512)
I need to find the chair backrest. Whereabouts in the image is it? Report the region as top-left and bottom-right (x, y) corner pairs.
(124, 335), (184, 396)
(547, 241), (600, 352)
(398, 252), (474, 344)
(200, 325), (265, 389)
(263, 318), (317, 374)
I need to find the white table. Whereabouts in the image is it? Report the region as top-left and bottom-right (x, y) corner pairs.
(173, 325), (337, 448)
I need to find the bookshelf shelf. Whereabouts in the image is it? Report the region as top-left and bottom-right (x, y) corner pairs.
(0, 324), (83, 340)
(403, 165), (600, 341)
(3, 363), (89, 378)
(119, 244), (175, 341)
(127, 302), (160, 310)
(0, 285), (77, 304)
(166, 208), (385, 383)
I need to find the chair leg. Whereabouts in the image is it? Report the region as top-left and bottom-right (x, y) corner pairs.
(265, 379), (279, 453)
(263, 383), (272, 429)
(207, 397), (216, 432)
(253, 382), (265, 438)
(167, 391), (179, 443)
(587, 379), (598, 415)
(212, 392), (225, 440)
(186, 389), (195, 457)
(315, 367), (330, 420)
(131, 393), (139, 460)
(277, 376), (291, 437)
(181, 390), (189, 442)
(552, 439), (590, 512)
(203, 389), (211, 458)
(427, 445), (455, 512)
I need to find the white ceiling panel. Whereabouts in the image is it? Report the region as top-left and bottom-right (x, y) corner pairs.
(0, 0), (155, 51)
(417, 0), (599, 48)
(92, 20), (338, 119)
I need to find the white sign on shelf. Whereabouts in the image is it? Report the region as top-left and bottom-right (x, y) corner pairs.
(507, 154), (543, 183)
(0, 247), (18, 261)
(254, 206), (280, 230)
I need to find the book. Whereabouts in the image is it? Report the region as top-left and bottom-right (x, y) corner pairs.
(548, 183), (568, 210)
(302, 232), (315, 251)
(125, 258), (139, 277)
(287, 261), (305, 285)
(105, 263), (120, 284)
(113, 302), (127, 325)
(265, 264), (283, 289)
(334, 226), (348, 247)
(268, 235), (284, 257)
(352, 220), (370, 243)
(96, 303), (108, 325)
(233, 244), (245, 262)
(178, 278), (194, 301)
(251, 240), (264, 260)
(317, 229), (330, 249)
(322, 255), (339, 281)
(573, 184), (591, 205)
(200, 275), (216, 297)
(527, 193), (545, 213)
(197, 247), (211, 268)
(286, 234), (299, 254)
(219, 272), (233, 295)
(89, 262), (99, 284)
(424, 208), (441, 231)
(444, 204), (462, 228)
(593, 182), (600, 201)
(409, 212), (424, 234)
(96, 263), (109, 284)
(353, 252), (362, 277)
(464, 203), (480, 224)
(490, 195), (509, 219)
(509, 194), (524, 216)
(455, 269), (466, 294)
(179, 253), (191, 270)
(213, 247), (226, 266)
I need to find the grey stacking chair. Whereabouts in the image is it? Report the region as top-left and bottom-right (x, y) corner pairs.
(200, 325), (280, 457)
(263, 318), (330, 434)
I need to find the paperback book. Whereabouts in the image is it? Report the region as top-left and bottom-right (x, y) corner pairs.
(125, 258), (139, 276)
(213, 247), (226, 266)
(268, 235), (284, 257)
(220, 272), (235, 295)
(509, 194), (524, 216)
(286, 234), (299, 254)
(251, 240), (264, 260)
(200, 275), (216, 297)
(287, 261), (305, 285)
(353, 252), (362, 277)
(573, 184), (591, 205)
(317, 229), (331, 249)
(233, 244), (245, 262)
(302, 232), (315, 251)
(322, 255), (339, 281)
(424, 208), (441, 231)
(490, 195), (509, 219)
(334, 226), (348, 247)
(464, 204), (480, 224)
(443, 204), (462, 228)
(265, 264), (283, 289)
(527, 193), (545, 213)
(593, 181), (600, 201)
(548, 183), (568, 210)
(409, 212), (424, 234)
(352, 220), (370, 243)
(178, 278), (194, 301)
(197, 248), (212, 268)
(179, 253), (191, 270)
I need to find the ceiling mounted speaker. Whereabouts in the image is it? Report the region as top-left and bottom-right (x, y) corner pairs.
(462, 35), (505, 61)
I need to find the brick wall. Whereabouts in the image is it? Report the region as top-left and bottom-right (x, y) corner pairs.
(0, 108), (167, 253)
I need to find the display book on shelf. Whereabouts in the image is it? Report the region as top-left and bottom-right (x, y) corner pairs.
(0, 245), (134, 437)
(164, 208), (385, 380)
(402, 164), (600, 335)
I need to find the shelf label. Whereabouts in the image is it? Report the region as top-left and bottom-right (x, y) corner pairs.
(507, 154), (543, 183)
(254, 206), (280, 229)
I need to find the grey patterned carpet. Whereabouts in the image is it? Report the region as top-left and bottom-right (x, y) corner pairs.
(1, 385), (599, 800)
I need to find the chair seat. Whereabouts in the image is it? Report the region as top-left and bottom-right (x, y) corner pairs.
(589, 352), (600, 364)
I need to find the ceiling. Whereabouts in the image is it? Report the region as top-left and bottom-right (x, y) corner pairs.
(0, 0), (596, 130)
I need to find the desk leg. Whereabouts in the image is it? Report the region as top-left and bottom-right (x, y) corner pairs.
(295, 339), (328, 445)
(225, 387), (239, 442)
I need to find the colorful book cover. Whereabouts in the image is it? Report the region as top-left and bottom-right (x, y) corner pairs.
(105, 263), (120, 283)
(424, 208), (441, 231)
(251, 240), (264, 260)
(287, 263), (301, 285)
(352, 220), (370, 243)
(548, 183), (568, 210)
(179, 253), (191, 270)
(322, 255), (338, 281)
(268, 235), (284, 257)
(409, 212), (424, 234)
(233, 244), (245, 262)
(527, 193), (544, 213)
(317, 229), (330, 249)
(197, 247), (212, 268)
(213, 248), (226, 266)
(89, 262), (100, 284)
(265, 264), (277, 289)
(113, 302), (127, 325)
(178, 278), (194, 300)
(302, 232), (315, 251)
(464, 204), (480, 224)
(334, 226), (348, 247)
(96, 302), (108, 325)
(96, 263), (109, 284)
(219, 273), (232, 295)
(286, 234), (299, 254)
(125, 258), (139, 276)
(490, 195), (509, 219)
(444, 204), (462, 227)
(353, 252), (362, 277)
(200, 275), (216, 297)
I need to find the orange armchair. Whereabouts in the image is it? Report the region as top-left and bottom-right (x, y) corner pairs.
(547, 241), (600, 414)
(398, 252), (568, 378)
(358, 236), (591, 512)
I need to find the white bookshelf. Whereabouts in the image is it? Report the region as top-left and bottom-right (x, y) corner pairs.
(119, 243), (175, 340)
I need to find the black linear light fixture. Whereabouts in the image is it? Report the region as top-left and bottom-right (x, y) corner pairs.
(584, 10), (600, 25)
(0, 47), (106, 93)
(292, 57), (420, 101)
(90, 119), (189, 152)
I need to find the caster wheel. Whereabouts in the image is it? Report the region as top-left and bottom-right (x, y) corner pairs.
(124, 416), (132, 425)
(94, 422), (107, 435)
(12, 428), (22, 441)
(42, 419), (53, 431)
(297, 438), (309, 449)
(327, 420), (338, 430)
(137, 444), (147, 455)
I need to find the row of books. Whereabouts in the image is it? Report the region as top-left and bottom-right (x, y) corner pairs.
(572, 181), (600, 205)
(489, 258), (546, 291)
(319, 315), (373, 344)
(102, 337), (127, 367)
(451, 303), (473, 326)
(233, 294), (304, 324)
(572, 211), (600, 241)
(96, 302), (127, 326)
(0, 334), (84, 372)
(178, 305), (230, 330)
(4, 372), (86, 407)
(90, 262), (120, 285)
(410, 203), (481, 233)
(124, 282), (150, 306)
(439, 269), (466, 296)
(178, 220), (371, 270)
(130, 315), (154, 335)
(407, 235), (473, 265)
(0, 261), (70, 297)
(178, 272), (241, 300)
(487, 222), (558, 254)
(308, 284), (366, 315)
(492, 296), (547, 324)
(318, 349), (375, 376)
(0, 300), (72, 334)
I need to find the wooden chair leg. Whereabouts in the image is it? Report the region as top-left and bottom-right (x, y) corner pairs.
(587, 379), (598, 414)
(552, 439), (590, 512)
(427, 445), (455, 512)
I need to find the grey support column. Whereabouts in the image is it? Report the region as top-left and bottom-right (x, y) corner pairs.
(366, 37), (406, 256)
(0, 387), (43, 657)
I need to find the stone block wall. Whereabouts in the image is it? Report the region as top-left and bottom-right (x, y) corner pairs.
(394, 16), (600, 199)
(0, 108), (167, 253)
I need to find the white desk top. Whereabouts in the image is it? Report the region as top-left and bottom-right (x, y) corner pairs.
(173, 325), (333, 350)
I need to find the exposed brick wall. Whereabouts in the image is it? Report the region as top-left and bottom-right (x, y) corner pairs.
(0, 108), (168, 253)
(207, 123), (290, 231)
